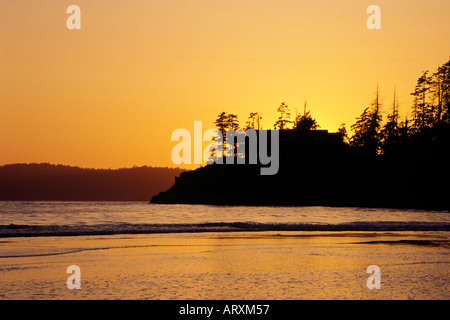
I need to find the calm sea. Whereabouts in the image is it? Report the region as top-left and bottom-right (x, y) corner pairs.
(1, 201), (449, 300)
(0, 201), (449, 237)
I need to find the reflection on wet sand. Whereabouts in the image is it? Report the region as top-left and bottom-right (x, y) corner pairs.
(1, 231), (449, 300)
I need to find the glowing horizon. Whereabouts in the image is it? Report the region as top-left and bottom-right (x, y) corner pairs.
(1, 0), (449, 169)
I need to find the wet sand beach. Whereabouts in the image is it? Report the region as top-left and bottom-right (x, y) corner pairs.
(1, 231), (449, 300)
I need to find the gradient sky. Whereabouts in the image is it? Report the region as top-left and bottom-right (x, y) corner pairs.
(1, 0), (449, 169)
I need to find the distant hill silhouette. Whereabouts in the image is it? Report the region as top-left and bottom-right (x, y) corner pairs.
(0, 163), (184, 201)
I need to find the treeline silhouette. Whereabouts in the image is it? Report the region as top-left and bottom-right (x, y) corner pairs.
(348, 59), (450, 157)
(152, 58), (450, 210)
(0, 163), (184, 201)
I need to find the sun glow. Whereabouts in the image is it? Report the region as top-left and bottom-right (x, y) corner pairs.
(1, 0), (449, 168)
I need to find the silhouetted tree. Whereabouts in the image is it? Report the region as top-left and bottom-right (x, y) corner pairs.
(293, 111), (320, 131)
(431, 59), (450, 124)
(273, 102), (292, 130)
(214, 112), (240, 157)
(381, 88), (400, 155)
(338, 123), (349, 143)
(215, 112), (229, 138)
(397, 116), (411, 145)
(350, 87), (383, 155)
(226, 113), (240, 156)
(245, 112), (262, 130)
(227, 113), (240, 130)
(214, 112), (239, 136)
(411, 71), (434, 132)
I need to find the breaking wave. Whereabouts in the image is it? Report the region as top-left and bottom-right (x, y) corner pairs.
(1, 221), (449, 238)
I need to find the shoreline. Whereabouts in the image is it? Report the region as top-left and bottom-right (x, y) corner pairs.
(1, 231), (449, 300)
(2, 221), (449, 238)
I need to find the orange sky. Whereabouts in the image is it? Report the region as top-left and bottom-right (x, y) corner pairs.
(1, 0), (449, 169)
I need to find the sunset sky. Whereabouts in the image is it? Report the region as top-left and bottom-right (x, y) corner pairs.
(1, 0), (449, 169)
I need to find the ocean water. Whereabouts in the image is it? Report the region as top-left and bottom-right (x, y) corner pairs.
(1, 202), (449, 300)
(0, 201), (449, 237)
